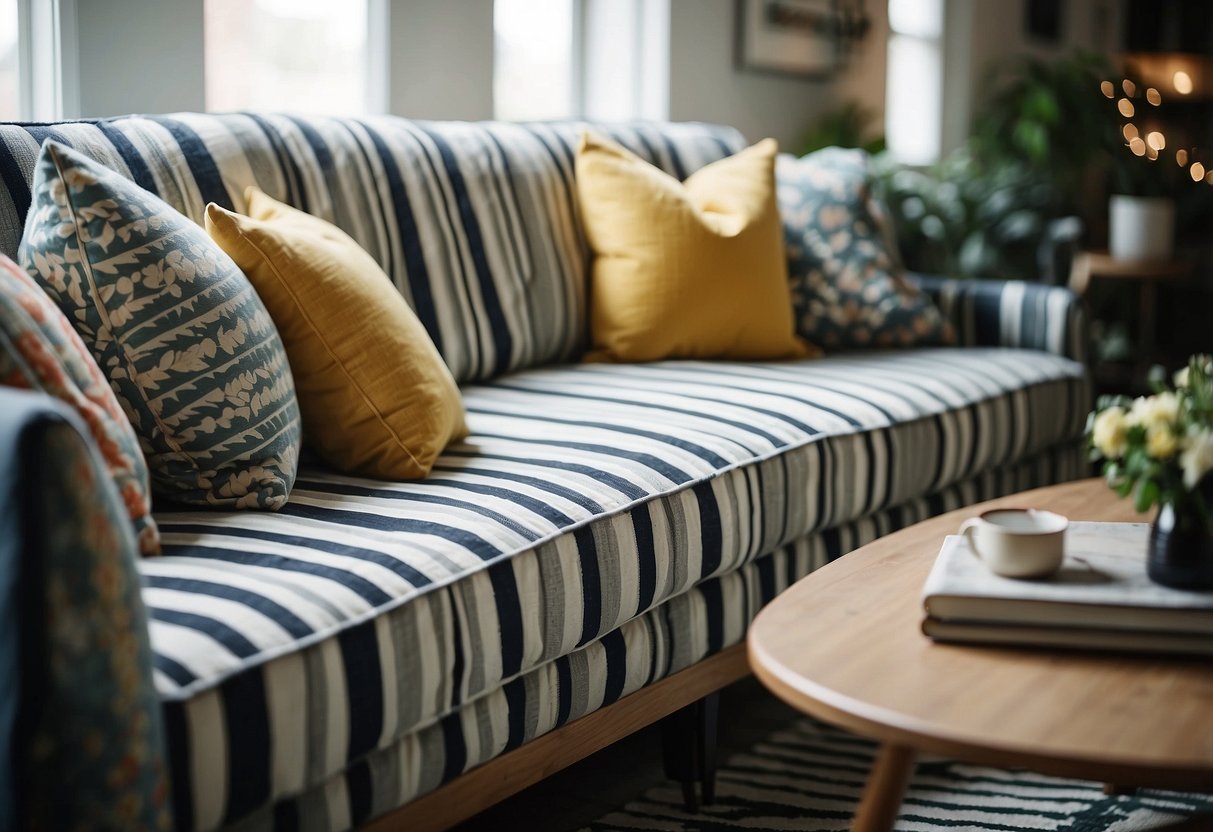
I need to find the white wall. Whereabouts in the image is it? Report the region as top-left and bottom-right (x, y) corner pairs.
(387, 0), (494, 120)
(834, 2), (890, 140)
(72, 0), (205, 117)
(666, 0), (836, 151)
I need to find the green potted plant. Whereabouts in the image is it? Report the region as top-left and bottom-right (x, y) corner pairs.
(871, 52), (1116, 282)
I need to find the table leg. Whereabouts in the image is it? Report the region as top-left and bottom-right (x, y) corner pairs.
(852, 743), (916, 832)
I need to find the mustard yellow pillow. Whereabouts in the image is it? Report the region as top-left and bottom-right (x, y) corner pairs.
(205, 188), (467, 480)
(575, 132), (815, 362)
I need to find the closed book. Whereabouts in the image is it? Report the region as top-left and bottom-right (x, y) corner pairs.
(921, 522), (1213, 634)
(922, 617), (1213, 657)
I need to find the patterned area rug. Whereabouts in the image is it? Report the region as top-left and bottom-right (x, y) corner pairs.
(585, 718), (1213, 831)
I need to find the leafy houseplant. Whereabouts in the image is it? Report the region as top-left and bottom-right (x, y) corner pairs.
(1088, 355), (1213, 588)
(971, 52), (1116, 207)
(798, 101), (886, 157)
(871, 52), (1117, 282)
(871, 149), (1057, 282)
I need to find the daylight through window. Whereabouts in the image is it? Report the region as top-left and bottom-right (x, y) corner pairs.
(494, 0), (575, 121)
(205, 0), (372, 115)
(885, 0), (943, 165)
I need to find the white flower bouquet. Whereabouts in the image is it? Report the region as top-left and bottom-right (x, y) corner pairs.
(1088, 354), (1213, 521)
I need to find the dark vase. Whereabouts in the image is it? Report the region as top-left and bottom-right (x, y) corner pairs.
(1147, 500), (1213, 590)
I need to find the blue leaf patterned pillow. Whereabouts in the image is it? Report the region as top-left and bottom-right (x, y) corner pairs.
(19, 140), (301, 509)
(777, 148), (953, 349)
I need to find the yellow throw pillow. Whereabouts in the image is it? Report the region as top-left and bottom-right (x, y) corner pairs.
(575, 131), (815, 362)
(205, 188), (467, 480)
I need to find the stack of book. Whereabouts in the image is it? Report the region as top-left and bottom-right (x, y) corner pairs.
(921, 521), (1213, 656)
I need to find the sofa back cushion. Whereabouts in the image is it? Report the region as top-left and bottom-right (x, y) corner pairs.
(0, 116), (745, 382)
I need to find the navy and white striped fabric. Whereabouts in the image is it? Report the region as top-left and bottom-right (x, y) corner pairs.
(912, 273), (1089, 364)
(143, 350), (1088, 829)
(162, 441), (1087, 831)
(0, 113), (1096, 831)
(0, 114), (743, 383)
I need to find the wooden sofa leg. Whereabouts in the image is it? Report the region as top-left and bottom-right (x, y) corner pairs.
(699, 691), (719, 805)
(660, 691), (721, 813)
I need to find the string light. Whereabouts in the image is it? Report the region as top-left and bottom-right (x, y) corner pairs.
(1147, 131), (1166, 150)
(1101, 80), (1115, 97)
(1177, 149), (1189, 166)
(1129, 137), (1146, 156)
(1191, 161), (1205, 181)
(1122, 79), (1137, 96)
(1206, 170), (1213, 184)
(1118, 98), (1135, 117)
(1174, 71), (1193, 95)
(1146, 87), (1162, 105)
(1123, 124), (1139, 140)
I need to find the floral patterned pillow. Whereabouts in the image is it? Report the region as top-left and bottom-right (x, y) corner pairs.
(19, 140), (301, 509)
(0, 254), (159, 555)
(15, 403), (171, 829)
(777, 148), (953, 349)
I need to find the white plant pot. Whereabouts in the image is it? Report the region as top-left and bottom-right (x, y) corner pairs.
(1109, 195), (1175, 261)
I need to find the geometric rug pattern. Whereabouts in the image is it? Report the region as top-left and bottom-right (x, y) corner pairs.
(585, 717), (1213, 831)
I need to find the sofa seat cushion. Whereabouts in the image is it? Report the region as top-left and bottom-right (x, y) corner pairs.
(146, 348), (1086, 698)
(163, 442), (1088, 831)
(144, 346), (1084, 739)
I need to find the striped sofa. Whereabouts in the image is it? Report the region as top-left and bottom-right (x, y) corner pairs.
(0, 114), (1091, 831)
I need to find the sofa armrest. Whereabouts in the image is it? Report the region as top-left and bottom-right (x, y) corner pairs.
(0, 388), (170, 829)
(909, 273), (1090, 365)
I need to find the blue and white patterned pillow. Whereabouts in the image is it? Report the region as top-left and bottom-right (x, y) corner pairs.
(19, 140), (301, 509)
(777, 148), (953, 350)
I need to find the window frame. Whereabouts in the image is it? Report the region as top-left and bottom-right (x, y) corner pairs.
(884, 0), (945, 166)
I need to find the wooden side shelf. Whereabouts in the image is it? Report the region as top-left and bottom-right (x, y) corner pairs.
(1068, 250), (1192, 393)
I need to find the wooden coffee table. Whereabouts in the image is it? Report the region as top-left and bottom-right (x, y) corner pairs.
(748, 479), (1213, 832)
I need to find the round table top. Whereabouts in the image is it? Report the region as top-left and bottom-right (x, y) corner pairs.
(747, 479), (1213, 790)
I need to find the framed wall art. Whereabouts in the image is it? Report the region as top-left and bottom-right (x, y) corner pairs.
(736, 0), (838, 78)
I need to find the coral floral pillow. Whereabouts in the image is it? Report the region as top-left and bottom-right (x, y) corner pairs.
(778, 148), (953, 349)
(0, 254), (159, 555)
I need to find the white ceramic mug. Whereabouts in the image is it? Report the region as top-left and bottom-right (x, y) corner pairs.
(958, 508), (1068, 578)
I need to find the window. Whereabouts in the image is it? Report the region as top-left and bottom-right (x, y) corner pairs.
(581, 0), (668, 121)
(493, 0), (575, 121)
(0, 0), (15, 119)
(493, 0), (669, 123)
(885, 0), (943, 165)
(204, 0), (379, 115)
